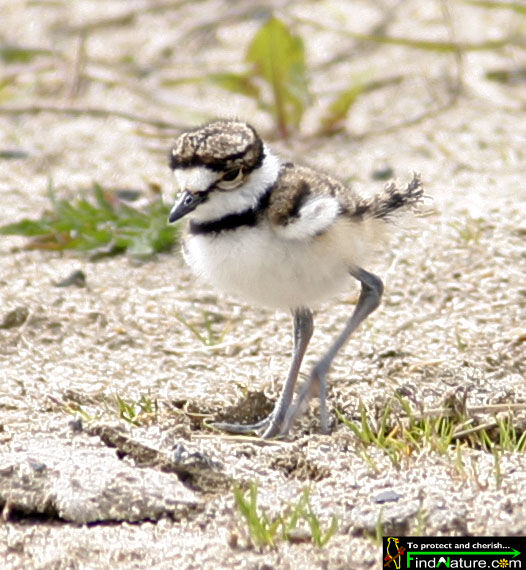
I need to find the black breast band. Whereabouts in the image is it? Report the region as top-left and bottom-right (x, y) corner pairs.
(189, 186), (272, 236)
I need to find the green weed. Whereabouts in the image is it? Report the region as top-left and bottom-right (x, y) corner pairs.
(202, 13), (516, 136)
(205, 17), (309, 138)
(493, 414), (526, 453)
(233, 483), (338, 549)
(449, 217), (484, 244)
(0, 182), (179, 258)
(335, 402), (410, 464)
(288, 487), (338, 548)
(337, 396), (526, 464)
(64, 402), (96, 422)
(233, 483), (281, 547)
(170, 17), (403, 137)
(113, 394), (158, 426)
(174, 310), (231, 346)
(2, 4), (520, 137)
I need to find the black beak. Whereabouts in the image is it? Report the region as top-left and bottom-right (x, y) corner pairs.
(168, 191), (206, 223)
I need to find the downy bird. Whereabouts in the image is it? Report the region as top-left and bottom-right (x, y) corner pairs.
(168, 119), (423, 438)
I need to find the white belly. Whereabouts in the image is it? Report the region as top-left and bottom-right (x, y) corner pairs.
(183, 224), (358, 309)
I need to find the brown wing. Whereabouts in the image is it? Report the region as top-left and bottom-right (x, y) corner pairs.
(267, 162), (366, 226)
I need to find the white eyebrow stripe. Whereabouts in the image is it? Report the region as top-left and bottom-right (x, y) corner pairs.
(174, 167), (216, 192)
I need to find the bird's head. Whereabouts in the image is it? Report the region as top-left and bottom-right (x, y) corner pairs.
(168, 119), (266, 223)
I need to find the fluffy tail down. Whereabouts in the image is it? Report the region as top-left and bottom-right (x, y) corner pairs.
(369, 173), (424, 221)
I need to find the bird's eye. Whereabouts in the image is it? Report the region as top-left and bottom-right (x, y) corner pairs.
(222, 168), (242, 181)
(217, 168), (243, 189)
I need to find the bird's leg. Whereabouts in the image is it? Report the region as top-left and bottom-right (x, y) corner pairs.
(283, 268), (384, 435)
(261, 307), (313, 438)
(211, 307), (313, 438)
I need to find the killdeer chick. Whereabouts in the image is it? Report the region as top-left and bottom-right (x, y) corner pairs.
(168, 119), (423, 439)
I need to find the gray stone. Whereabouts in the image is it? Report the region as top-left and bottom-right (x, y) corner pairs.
(0, 435), (202, 524)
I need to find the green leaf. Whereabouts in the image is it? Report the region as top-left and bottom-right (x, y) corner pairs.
(208, 72), (261, 99)
(320, 73), (404, 134)
(247, 17), (309, 137)
(0, 218), (54, 237)
(320, 73), (370, 135)
(92, 183), (117, 215)
(0, 44), (52, 63)
(307, 509), (321, 544)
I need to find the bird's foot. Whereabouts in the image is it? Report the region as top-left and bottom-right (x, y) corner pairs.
(283, 367), (331, 435)
(211, 412), (287, 439)
(211, 364), (331, 438)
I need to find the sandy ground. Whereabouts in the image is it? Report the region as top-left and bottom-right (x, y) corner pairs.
(0, 1), (525, 568)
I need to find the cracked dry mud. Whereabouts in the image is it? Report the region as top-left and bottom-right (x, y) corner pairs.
(1, 1), (525, 569)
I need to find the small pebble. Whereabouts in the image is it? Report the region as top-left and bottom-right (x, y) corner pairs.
(374, 490), (402, 503)
(0, 306), (29, 329)
(68, 418), (83, 433)
(54, 270), (86, 288)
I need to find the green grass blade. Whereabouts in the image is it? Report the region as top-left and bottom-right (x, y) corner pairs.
(282, 487), (309, 538)
(233, 485), (252, 520)
(462, 0), (526, 14)
(297, 17), (517, 52)
(345, 33), (514, 52)
(307, 509), (321, 546)
(319, 516), (338, 547)
(0, 218), (54, 237)
(92, 183), (117, 215)
(208, 72), (261, 99)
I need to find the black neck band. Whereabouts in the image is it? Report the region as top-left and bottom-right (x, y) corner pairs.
(189, 186), (272, 236)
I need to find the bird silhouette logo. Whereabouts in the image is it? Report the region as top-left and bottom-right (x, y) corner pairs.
(384, 537), (406, 568)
